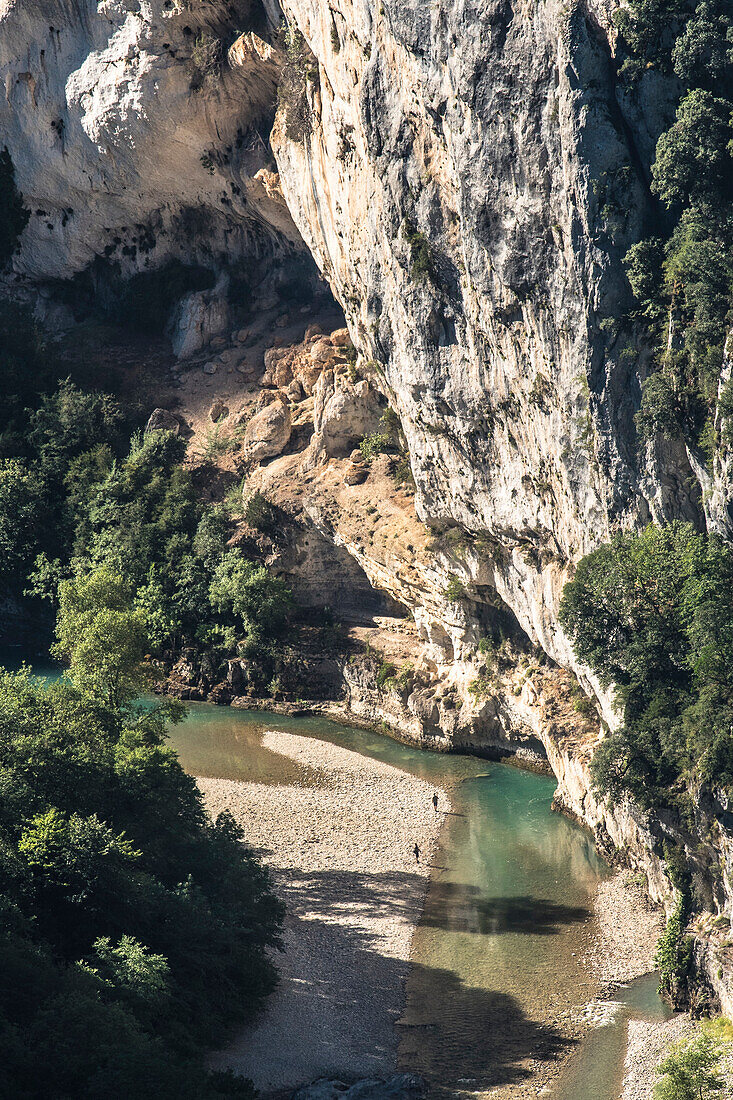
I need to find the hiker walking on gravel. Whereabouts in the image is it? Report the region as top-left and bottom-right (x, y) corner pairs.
(414, 843), (420, 863)
(432, 792), (439, 813)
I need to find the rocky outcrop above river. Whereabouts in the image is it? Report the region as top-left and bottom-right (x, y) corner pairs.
(270, 0), (703, 706)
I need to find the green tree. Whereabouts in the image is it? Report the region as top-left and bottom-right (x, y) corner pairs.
(654, 1018), (733, 1098)
(560, 523), (733, 804)
(652, 90), (733, 210)
(672, 0), (733, 86)
(53, 567), (151, 708)
(209, 550), (293, 643)
(0, 148), (29, 268)
(0, 459), (45, 589)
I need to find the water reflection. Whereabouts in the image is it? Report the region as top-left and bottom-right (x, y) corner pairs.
(422, 885), (590, 936)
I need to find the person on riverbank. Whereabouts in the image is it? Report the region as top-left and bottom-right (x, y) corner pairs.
(414, 843), (420, 863)
(433, 792), (439, 813)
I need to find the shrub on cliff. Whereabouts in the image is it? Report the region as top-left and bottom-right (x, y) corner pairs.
(617, 0), (733, 462)
(277, 23), (318, 141)
(0, 148), (29, 268)
(560, 522), (733, 807)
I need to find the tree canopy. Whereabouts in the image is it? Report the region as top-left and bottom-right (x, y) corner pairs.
(0, 580), (283, 1096)
(560, 522), (733, 806)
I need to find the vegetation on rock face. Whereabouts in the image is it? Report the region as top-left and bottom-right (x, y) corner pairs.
(0, 580), (282, 1097)
(615, 0), (733, 459)
(0, 300), (296, 693)
(655, 892), (694, 1004)
(0, 148), (29, 267)
(559, 521), (733, 808)
(277, 22), (318, 141)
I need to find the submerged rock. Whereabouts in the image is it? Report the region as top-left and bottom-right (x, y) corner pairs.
(291, 1074), (425, 1100)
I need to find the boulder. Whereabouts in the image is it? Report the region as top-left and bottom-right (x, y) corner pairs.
(329, 327), (351, 347)
(304, 322), (323, 341)
(244, 397), (292, 461)
(209, 400), (229, 422)
(262, 345), (293, 387)
(286, 378), (304, 401)
(219, 347), (242, 367)
(256, 389), (280, 411)
(314, 376), (383, 457)
(344, 461), (368, 485)
(311, 337), (336, 364)
(167, 287), (231, 360)
(203, 360), (219, 375)
(295, 359), (324, 395)
(145, 408), (180, 434)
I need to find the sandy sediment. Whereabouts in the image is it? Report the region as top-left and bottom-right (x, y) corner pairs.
(199, 730), (447, 1096)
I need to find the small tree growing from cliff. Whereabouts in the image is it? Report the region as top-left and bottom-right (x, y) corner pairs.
(277, 23), (318, 141)
(560, 522), (733, 808)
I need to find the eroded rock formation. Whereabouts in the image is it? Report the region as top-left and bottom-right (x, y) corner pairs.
(0, 0), (298, 283)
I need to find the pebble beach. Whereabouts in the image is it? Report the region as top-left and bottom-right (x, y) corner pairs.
(200, 730), (447, 1094)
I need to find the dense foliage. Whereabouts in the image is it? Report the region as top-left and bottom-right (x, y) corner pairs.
(0, 570), (283, 1098)
(0, 304), (295, 692)
(0, 148), (29, 268)
(616, 0), (733, 459)
(559, 522), (733, 808)
(653, 1017), (733, 1099)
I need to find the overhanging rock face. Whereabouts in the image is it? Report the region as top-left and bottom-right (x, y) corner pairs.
(0, 0), (302, 282)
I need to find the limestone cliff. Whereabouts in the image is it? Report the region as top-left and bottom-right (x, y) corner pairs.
(269, 0), (708, 709)
(0, 0), (299, 285)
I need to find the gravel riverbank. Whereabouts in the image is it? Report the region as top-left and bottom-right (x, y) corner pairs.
(591, 871), (665, 987)
(200, 730), (448, 1096)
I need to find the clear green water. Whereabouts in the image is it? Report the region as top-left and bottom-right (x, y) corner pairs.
(0, 648), (670, 1098)
(169, 703), (670, 1100)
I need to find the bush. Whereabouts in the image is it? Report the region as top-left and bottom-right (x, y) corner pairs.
(359, 432), (390, 462)
(403, 219), (434, 282)
(636, 371), (682, 441)
(653, 1017), (733, 1098)
(190, 32), (222, 91)
(243, 490), (277, 533)
(445, 576), (467, 602)
(655, 893), (693, 1003)
(277, 24), (318, 141)
(0, 148), (29, 267)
